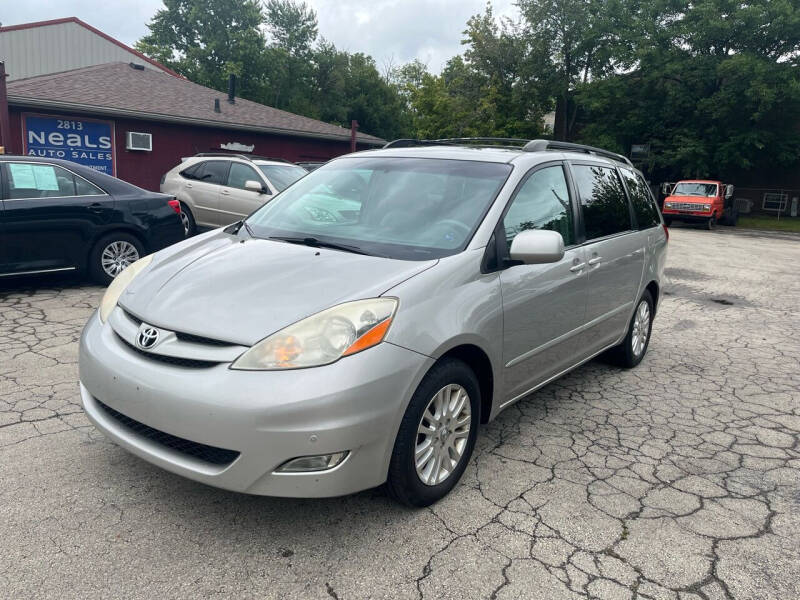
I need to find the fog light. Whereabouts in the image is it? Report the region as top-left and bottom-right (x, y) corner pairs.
(276, 451), (349, 473)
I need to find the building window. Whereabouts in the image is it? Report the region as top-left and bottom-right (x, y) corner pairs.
(762, 192), (788, 212)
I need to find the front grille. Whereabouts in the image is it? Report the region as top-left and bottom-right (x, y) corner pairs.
(670, 202), (709, 212)
(175, 331), (236, 347)
(123, 309), (234, 348)
(117, 335), (220, 369)
(95, 398), (240, 466)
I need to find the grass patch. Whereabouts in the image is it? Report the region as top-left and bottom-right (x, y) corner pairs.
(737, 215), (800, 233)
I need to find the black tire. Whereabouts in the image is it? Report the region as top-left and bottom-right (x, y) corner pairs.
(179, 202), (196, 237)
(605, 290), (654, 369)
(89, 232), (145, 286)
(663, 217), (673, 227)
(705, 215), (717, 230)
(386, 359), (481, 507)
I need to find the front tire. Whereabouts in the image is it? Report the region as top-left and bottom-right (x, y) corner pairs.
(705, 215), (717, 230)
(386, 359), (480, 507)
(89, 233), (144, 285)
(605, 290), (654, 369)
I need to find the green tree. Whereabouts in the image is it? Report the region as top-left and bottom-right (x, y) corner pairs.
(577, 0), (800, 180)
(135, 0), (267, 100)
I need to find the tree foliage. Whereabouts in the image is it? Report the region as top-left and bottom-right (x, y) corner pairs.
(136, 0), (410, 140)
(136, 0), (800, 180)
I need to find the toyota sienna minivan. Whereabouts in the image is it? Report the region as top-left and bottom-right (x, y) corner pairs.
(79, 139), (667, 507)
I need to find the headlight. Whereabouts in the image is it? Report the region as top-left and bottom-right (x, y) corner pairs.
(665, 202), (673, 208)
(231, 298), (397, 370)
(98, 255), (153, 323)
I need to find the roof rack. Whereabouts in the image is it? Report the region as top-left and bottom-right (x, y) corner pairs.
(383, 138), (529, 150)
(522, 139), (632, 166)
(193, 152), (292, 164)
(382, 137), (632, 166)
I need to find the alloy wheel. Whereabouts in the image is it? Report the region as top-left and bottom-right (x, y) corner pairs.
(631, 300), (650, 357)
(179, 211), (191, 236)
(415, 384), (472, 486)
(101, 241), (140, 278)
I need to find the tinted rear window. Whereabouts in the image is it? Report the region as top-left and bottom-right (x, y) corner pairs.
(572, 164), (632, 240)
(620, 168), (661, 229)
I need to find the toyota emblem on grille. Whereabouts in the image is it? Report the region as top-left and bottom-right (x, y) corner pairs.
(136, 325), (160, 349)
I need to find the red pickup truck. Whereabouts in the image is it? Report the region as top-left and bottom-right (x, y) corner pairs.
(662, 180), (737, 229)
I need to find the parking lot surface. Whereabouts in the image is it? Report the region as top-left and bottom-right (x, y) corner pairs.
(1, 226), (799, 600)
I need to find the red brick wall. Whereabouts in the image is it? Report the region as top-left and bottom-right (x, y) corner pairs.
(8, 106), (373, 191)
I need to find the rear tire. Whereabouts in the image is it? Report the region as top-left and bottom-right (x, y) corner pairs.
(605, 290), (654, 369)
(386, 359), (480, 507)
(89, 233), (144, 286)
(179, 202), (196, 237)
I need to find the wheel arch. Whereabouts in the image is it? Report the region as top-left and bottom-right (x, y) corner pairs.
(436, 343), (495, 424)
(644, 280), (660, 316)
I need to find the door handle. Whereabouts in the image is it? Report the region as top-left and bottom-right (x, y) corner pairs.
(185, 183), (193, 188)
(588, 256), (602, 266)
(569, 262), (586, 273)
(88, 203), (104, 213)
(220, 189), (231, 196)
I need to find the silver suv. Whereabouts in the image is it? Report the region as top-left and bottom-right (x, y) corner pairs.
(80, 139), (668, 506)
(161, 153), (308, 235)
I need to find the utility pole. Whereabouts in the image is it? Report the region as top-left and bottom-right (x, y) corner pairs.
(0, 62), (9, 153)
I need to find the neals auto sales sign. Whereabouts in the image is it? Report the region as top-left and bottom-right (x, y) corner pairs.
(22, 114), (115, 175)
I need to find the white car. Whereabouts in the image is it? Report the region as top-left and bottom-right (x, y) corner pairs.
(161, 153), (308, 235)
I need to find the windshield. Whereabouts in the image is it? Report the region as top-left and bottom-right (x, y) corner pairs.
(258, 164), (308, 191)
(672, 182), (717, 197)
(246, 157), (512, 260)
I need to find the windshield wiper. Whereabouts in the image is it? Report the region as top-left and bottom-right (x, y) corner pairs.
(268, 235), (369, 255)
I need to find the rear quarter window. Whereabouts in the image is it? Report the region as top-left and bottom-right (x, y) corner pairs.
(619, 168), (661, 229)
(571, 164), (632, 240)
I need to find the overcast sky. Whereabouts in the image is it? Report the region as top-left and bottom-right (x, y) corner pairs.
(2, 0), (519, 72)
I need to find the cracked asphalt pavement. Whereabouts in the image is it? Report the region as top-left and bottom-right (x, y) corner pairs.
(2, 226), (799, 600)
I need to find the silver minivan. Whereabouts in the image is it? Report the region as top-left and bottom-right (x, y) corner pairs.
(79, 139), (667, 506)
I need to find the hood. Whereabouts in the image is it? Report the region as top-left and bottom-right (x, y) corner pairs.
(119, 230), (437, 345)
(665, 195), (714, 203)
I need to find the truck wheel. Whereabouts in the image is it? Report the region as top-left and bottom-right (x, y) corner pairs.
(705, 215), (717, 230)
(385, 358), (480, 507)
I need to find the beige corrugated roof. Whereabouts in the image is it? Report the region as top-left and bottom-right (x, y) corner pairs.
(8, 62), (385, 145)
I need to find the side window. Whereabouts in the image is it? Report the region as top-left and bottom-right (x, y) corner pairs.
(571, 164), (631, 240)
(180, 163), (202, 180)
(5, 163), (77, 199)
(75, 176), (104, 196)
(200, 161), (229, 185)
(619, 168), (660, 229)
(503, 165), (575, 246)
(227, 163), (262, 190)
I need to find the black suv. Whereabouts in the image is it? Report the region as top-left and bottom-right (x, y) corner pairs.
(0, 156), (184, 284)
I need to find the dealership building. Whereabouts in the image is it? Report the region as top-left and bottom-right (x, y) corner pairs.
(0, 18), (384, 191)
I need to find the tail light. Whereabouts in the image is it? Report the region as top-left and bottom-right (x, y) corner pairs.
(663, 224), (669, 242)
(167, 198), (181, 214)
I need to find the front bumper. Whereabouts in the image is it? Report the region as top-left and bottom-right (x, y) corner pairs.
(79, 312), (433, 497)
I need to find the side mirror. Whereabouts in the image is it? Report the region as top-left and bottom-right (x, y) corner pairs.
(660, 183), (672, 196)
(509, 230), (565, 265)
(245, 180), (266, 193)
(725, 185), (735, 199)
